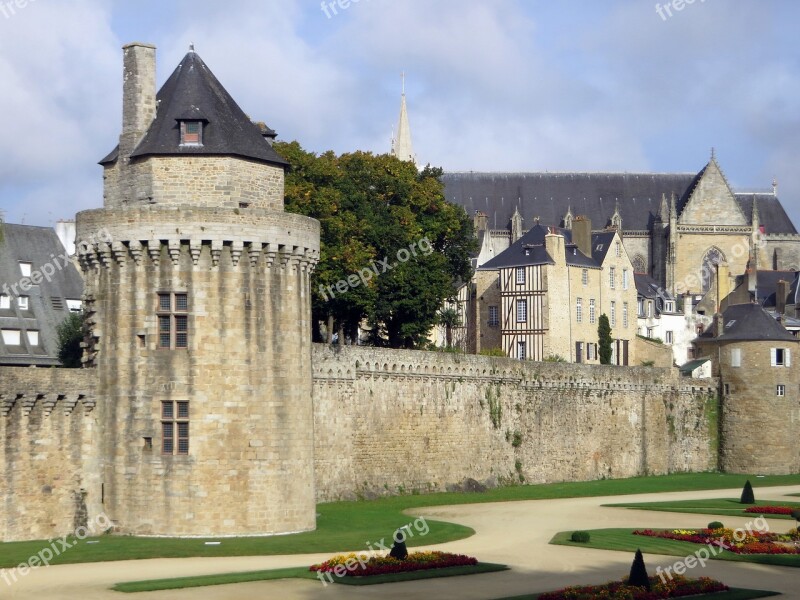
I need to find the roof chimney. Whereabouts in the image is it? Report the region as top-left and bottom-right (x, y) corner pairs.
(473, 211), (488, 234)
(714, 311), (724, 338)
(777, 280), (789, 315)
(120, 42), (157, 159)
(545, 229), (565, 266)
(572, 215), (592, 257)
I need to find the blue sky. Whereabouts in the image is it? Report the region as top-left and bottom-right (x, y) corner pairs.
(1, 0), (799, 229)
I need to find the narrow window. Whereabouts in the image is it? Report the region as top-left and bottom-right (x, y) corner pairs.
(623, 302), (629, 328)
(638, 298), (645, 317)
(777, 384), (785, 397)
(724, 384), (730, 395)
(665, 330), (674, 344)
(731, 348), (741, 367)
(611, 301), (616, 327)
(576, 298), (582, 323)
(772, 348), (786, 367)
(609, 267), (615, 289)
(582, 269), (588, 286)
(615, 241), (621, 257)
(162, 400), (189, 455)
(27, 330), (39, 346)
(17, 296), (29, 311)
(589, 299), (596, 324)
(516, 299), (527, 323)
(488, 305), (499, 327)
(19, 262), (32, 277)
(622, 269), (629, 290)
(157, 292), (189, 349)
(515, 267), (525, 285)
(517, 341), (526, 360)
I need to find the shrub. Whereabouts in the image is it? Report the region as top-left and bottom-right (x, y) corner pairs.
(708, 521), (724, 530)
(627, 549), (651, 590)
(792, 509), (800, 523)
(479, 347), (506, 357)
(571, 531), (590, 543)
(740, 480), (755, 504)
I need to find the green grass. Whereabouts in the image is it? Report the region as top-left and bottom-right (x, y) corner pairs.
(1, 473), (798, 569)
(550, 528), (800, 567)
(604, 498), (800, 520)
(493, 590), (779, 600)
(113, 562), (508, 592)
(113, 567), (317, 592)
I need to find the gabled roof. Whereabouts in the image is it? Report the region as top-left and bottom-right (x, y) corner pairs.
(752, 270), (797, 308)
(696, 303), (796, 342)
(479, 223), (598, 270)
(590, 231), (616, 264)
(101, 50), (287, 167)
(441, 169), (797, 235)
(634, 272), (674, 301)
(0, 223), (84, 366)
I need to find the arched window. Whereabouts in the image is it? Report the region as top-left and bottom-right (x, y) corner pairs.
(701, 247), (725, 292)
(632, 254), (647, 274)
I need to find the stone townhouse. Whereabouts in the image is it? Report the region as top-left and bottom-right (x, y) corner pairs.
(472, 217), (637, 364)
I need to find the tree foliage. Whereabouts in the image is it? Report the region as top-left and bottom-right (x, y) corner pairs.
(57, 311), (84, 368)
(276, 141), (477, 348)
(598, 313), (613, 365)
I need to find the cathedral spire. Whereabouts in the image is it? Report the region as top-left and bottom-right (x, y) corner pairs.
(390, 72), (416, 164)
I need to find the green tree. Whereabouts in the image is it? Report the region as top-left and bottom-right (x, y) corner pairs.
(598, 313), (613, 365)
(437, 307), (461, 348)
(277, 142), (477, 348)
(57, 312), (84, 368)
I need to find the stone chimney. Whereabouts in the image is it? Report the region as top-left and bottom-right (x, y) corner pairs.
(120, 42), (157, 159)
(545, 228), (565, 266)
(572, 216), (592, 257)
(473, 211), (488, 234)
(714, 311), (724, 338)
(777, 280), (789, 315)
(715, 262), (730, 312)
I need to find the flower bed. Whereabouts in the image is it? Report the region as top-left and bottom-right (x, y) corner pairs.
(538, 575), (727, 599)
(309, 551), (478, 577)
(744, 505), (795, 515)
(633, 527), (800, 554)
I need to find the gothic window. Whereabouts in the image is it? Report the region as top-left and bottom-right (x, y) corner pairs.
(632, 254), (647, 274)
(701, 247), (725, 292)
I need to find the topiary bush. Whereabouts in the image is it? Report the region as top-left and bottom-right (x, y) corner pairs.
(627, 548), (651, 590)
(571, 531), (590, 543)
(740, 480), (755, 504)
(708, 521), (724, 530)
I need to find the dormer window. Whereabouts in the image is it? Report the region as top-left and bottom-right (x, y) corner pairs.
(180, 121), (203, 146)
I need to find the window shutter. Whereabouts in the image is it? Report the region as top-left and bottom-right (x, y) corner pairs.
(786, 349), (791, 367)
(770, 348), (777, 367)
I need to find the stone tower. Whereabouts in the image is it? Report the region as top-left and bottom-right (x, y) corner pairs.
(694, 304), (800, 474)
(75, 43), (320, 535)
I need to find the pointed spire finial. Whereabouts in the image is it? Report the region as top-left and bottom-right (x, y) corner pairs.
(390, 73), (415, 164)
(189, 42), (195, 53)
(401, 71), (405, 95)
(772, 177), (778, 195)
(710, 146), (716, 161)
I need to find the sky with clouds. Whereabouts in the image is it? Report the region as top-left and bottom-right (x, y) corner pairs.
(0, 0), (798, 229)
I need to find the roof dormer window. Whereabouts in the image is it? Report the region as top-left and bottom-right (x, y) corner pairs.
(180, 120), (203, 146)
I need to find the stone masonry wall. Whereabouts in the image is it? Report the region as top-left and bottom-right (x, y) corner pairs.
(312, 345), (718, 501)
(0, 367), (98, 542)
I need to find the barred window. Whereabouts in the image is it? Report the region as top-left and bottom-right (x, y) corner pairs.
(589, 299), (596, 324)
(582, 269), (588, 286)
(515, 267), (525, 285)
(162, 400), (189, 455)
(623, 302), (629, 328)
(576, 298), (583, 323)
(611, 301), (616, 327)
(488, 305), (499, 327)
(609, 267), (616, 289)
(157, 293), (189, 349)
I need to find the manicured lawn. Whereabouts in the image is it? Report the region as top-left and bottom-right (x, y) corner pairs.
(1, 473), (798, 568)
(493, 590), (779, 600)
(113, 562), (509, 592)
(604, 498), (800, 520)
(550, 528), (800, 567)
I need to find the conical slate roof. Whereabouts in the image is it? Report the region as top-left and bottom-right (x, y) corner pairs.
(102, 50), (287, 167)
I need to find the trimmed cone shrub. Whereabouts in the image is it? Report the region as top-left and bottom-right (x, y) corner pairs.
(791, 509), (800, 523)
(740, 480), (755, 504)
(571, 531), (590, 543)
(708, 521), (724, 530)
(627, 549), (651, 590)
